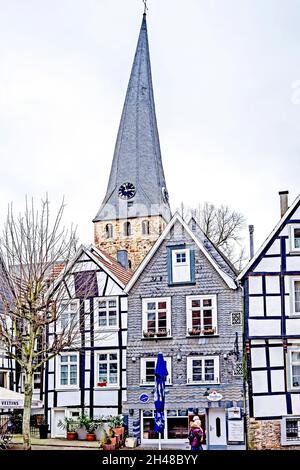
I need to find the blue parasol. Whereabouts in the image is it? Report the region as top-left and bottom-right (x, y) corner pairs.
(154, 352), (168, 448)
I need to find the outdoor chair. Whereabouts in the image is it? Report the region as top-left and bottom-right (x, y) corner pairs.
(0, 420), (14, 450)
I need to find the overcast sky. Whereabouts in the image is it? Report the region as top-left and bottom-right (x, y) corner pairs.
(0, 0), (299, 258)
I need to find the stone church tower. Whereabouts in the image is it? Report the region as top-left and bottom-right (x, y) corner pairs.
(93, 14), (171, 271)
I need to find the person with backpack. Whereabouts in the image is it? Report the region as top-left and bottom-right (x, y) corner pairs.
(188, 418), (204, 451)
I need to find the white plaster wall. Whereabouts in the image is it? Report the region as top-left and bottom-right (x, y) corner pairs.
(285, 296), (291, 315)
(122, 371), (127, 387)
(122, 331), (127, 346)
(254, 257), (281, 272)
(249, 320), (281, 337)
(94, 333), (119, 347)
(286, 319), (300, 336)
(265, 239), (281, 256)
(251, 348), (267, 368)
(252, 371), (268, 393)
(249, 297), (264, 316)
(269, 347), (284, 367)
(253, 395), (287, 418)
(57, 391), (81, 406)
(121, 297), (128, 312)
(271, 370), (285, 392)
(121, 312), (128, 329)
(266, 296), (282, 316)
(48, 375), (54, 390)
(291, 394), (300, 414)
(93, 389), (119, 406)
(96, 272), (107, 296)
(266, 276), (280, 294)
(106, 278), (124, 296)
(286, 256), (300, 271)
(249, 276), (263, 295)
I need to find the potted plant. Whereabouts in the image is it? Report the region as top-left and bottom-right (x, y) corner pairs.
(77, 412), (90, 440)
(143, 330), (155, 338)
(85, 419), (97, 441)
(109, 415), (124, 439)
(188, 328), (201, 336)
(97, 379), (107, 387)
(38, 416), (49, 439)
(203, 327), (215, 335)
(102, 430), (116, 451)
(156, 329), (167, 337)
(58, 417), (79, 440)
(94, 416), (106, 441)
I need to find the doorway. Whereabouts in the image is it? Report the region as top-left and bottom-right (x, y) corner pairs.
(208, 408), (227, 448)
(52, 409), (66, 438)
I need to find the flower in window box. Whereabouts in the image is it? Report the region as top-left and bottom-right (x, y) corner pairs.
(202, 328), (216, 335)
(188, 328), (202, 336)
(155, 329), (168, 337)
(143, 330), (156, 338)
(97, 380), (107, 387)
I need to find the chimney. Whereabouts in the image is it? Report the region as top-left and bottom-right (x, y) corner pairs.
(117, 250), (129, 270)
(249, 225), (255, 259)
(279, 191), (289, 217)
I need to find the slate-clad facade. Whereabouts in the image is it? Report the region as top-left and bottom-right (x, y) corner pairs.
(125, 215), (245, 450)
(238, 193), (300, 449)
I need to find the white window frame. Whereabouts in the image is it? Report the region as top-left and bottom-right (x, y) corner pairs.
(288, 348), (300, 391)
(21, 371), (41, 392)
(0, 370), (9, 389)
(186, 295), (218, 336)
(281, 416), (300, 445)
(94, 297), (119, 330)
(57, 300), (79, 333)
(142, 297), (171, 337)
(56, 352), (79, 389)
(290, 224), (300, 252)
(291, 278), (300, 316)
(95, 350), (119, 388)
(187, 356), (220, 385)
(140, 357), (172, 385)
(171, 249), (191, 283)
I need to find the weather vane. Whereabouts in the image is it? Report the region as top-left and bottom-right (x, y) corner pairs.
(143, 0), (148, 14)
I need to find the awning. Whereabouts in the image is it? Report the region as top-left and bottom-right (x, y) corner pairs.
(0, 387), (43, 409)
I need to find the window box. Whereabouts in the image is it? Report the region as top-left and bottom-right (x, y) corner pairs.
(97, 381), (107, 387)
(143, 330), (156, 338)
(202, 328), (216, 336)
(188, 328), (202, 336)
(187, 327), (216, 337)
(155, 329), (168, 337)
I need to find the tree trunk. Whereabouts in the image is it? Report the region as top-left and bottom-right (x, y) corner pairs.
(23, 373), (33, 450)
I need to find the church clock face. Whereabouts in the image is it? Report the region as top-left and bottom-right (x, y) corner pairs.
(118, 182), (136, 200)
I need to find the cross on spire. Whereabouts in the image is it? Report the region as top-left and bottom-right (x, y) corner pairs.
(143, 0), (148, 15)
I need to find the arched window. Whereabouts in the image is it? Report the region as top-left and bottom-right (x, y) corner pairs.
(128, 260), (132, 270)
(142, 220), (150, 235)
(105, 224), (113, 239)
(123, 221), (132, 237)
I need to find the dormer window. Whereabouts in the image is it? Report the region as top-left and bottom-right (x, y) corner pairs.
(105, 224), (113, 239)
(124, 221), (132, 237)
(142, 220), (150, 235)
(167, 246), (195, 285)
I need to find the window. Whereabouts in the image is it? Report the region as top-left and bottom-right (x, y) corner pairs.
(95, 298), (118, 329)
(288, 349), (300, 390)
(105, 224), (113, 239)
(140, 357), (172, 385)
(96, 352), (119, 387)
(124, 222), (132, 237)
(58, 301), (78, 332)
(282, 417), (300, 445)
(186, 295), (217, 336)
(57, 353), (79, 388)
(33, 372), (41, 390)
(291, 279), (300, 315)
(291, 225), (300, 251)
(233, 362), (244, 377)
(142, 297), (171, 338)
(187, 356), (219, 384)
(168, 246), (195, 285)
(231, 312), (242, 325)
(142, 220), (150, 235)
(0, 371), (8, 388)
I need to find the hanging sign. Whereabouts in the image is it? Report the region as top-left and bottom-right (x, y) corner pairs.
(139, 393), (150, 404)
(207, 390), (223, 402)
(228, 407), (241, 419)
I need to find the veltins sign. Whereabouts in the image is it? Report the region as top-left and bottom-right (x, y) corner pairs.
(0, 399), (23, 408)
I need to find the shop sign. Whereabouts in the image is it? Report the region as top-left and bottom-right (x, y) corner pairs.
(207, 390), (223, 402)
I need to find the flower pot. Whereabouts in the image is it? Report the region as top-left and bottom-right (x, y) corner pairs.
(102, 443), (116, 451)
(86, 433), (96, 441)
(95, 425), (105, 441)
(110, 437), (117, 446)
(66, 432), (77, 441)
(114, 426), (124, 437)
(38, 424), (49, 439)
(77, 426), (88, 440)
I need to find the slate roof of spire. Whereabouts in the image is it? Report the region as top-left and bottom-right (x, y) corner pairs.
(94, 14), (171, 222)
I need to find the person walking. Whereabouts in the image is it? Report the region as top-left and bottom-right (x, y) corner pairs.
(188, 417), (204, 451)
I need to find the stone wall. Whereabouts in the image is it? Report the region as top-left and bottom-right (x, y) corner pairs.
(247, 418), (300, 450)
(94, 216), (166, 271)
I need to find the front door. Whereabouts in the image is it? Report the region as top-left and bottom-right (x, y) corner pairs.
(52, 409), (66, 438)
(208, 409), (227, 447)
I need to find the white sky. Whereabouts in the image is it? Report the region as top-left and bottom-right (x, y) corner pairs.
(0, 0), (299, 258)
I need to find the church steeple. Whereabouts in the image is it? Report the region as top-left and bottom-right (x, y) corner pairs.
(94, 14), (171, 224)
(93, 14), (171, 271)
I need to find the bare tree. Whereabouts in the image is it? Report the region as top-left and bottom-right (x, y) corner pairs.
(179, 202), (247, 270)
(0, 196), (83, 450)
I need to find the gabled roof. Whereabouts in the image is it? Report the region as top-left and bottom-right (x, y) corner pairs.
(237, 194), (300, 281)
(125, 213), (237, 293)
(188, 217), (237, 279)
(93, 14), (171, 223)
(52, 245), (132, 293)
